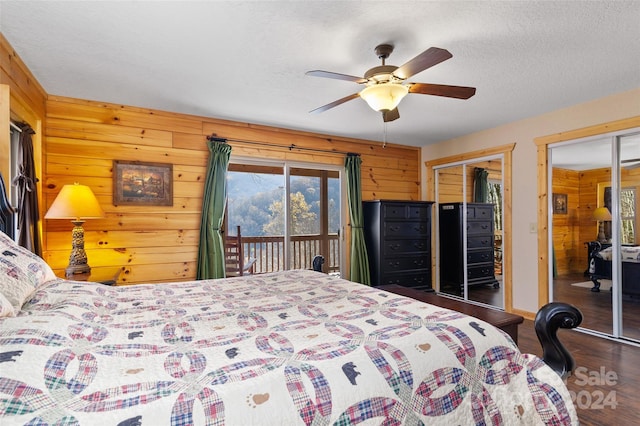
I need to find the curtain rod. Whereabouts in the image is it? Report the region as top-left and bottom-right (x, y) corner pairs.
(206, 135), (359, 157)
(9, 122), (22, 133)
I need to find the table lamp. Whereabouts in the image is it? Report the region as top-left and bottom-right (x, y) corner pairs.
(592, 207), (612, 243)
(45, 183), (105, 277)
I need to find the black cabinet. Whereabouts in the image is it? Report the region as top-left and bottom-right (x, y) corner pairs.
(363, 200), (434, 290)
(439, 202), (498, 296)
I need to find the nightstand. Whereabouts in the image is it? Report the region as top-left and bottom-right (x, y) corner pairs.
(59, 267), (123, 286)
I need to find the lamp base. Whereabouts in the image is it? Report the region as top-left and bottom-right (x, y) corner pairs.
(65, 263), (91, 278)
(65, 220), (91, 279)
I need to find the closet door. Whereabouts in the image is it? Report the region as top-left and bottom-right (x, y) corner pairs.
(619, 134), (639, 341)
(549, 131), (640, 342)
(436, 159), (504, 310)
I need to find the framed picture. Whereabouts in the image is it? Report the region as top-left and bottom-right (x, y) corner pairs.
(552, 193), (567, 214)
(113, 160), (173, 206)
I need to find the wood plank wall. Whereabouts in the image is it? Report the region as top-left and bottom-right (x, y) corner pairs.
(0, 33), (47, 192)
(552, 166), (640, 275)
(435, 159), (501, 203)
(43, 96), (421, 284)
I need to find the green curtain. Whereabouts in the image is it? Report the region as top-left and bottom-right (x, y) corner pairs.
(473, 167), (489, 203)
(197, 139), (232, 279)
(345, 154), (370, 285)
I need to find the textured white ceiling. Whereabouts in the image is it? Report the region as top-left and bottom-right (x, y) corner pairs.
(1, 1), (639, 147)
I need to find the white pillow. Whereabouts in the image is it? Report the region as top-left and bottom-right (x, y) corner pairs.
(0, 231), (57, 314)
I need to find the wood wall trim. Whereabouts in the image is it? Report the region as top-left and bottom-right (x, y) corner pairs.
(534, 115), (640, 307)
(424, 142), (514, 312)
(424, 143), (516, 169)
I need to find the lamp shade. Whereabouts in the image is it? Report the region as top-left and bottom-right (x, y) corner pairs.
(592, 207), (612, 221)
(360, 83), (409, 111)
(45, 183), (105, 220)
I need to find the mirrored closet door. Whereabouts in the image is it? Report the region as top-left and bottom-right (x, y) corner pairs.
(435, 155), (505, 309)
(548, 129), (640, 342)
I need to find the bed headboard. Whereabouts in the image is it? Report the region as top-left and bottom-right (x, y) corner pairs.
(0, 172), (15, 238)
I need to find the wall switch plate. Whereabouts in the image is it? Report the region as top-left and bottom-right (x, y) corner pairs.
(529, 222), (537, 233)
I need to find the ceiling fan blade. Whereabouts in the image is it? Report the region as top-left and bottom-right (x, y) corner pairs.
(382, 108), (400, 122)
(408, 83), (476, 99)
(309, 93), (360, 114)
(393, 47), (453, 80)
(306, 70), (367, 84)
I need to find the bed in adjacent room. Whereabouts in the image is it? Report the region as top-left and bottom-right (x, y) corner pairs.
(587, 242), (640, 296)
(0, 230), (582, 425)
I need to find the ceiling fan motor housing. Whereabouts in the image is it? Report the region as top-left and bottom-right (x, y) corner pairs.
(364, 65), (401, 84)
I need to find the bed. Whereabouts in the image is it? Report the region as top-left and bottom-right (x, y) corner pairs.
(0, 231), (583, 425)
(587, 242), (640, 296)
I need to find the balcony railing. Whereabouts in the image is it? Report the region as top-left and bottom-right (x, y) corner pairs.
(241, 234), (340, 274)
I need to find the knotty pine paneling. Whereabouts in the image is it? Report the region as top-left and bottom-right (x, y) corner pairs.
(0, 33), (47, 194)
(552, 166), (640, 276)
(44, 96), (421, 283)
(552, 168), (581, 275)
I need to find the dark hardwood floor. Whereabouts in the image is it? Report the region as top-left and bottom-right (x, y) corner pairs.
(519, 319), (638, 426)
(438, 271), (639, 424)
(458, 271), (639, 424)
(553, 272), (640, 341)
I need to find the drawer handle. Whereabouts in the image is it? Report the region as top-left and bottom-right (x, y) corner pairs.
(389, 226), (400, 232)
(413, 260), (425, 266)
(414, 226), (425, 232)
(414, 242), (426, 249)
(389, 243), (401, 251)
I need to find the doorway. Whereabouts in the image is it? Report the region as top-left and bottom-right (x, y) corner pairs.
(226, 160), (344, 275)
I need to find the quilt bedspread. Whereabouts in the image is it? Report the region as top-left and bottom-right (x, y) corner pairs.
(0, 270), (576, 425)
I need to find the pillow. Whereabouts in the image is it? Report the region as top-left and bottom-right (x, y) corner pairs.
(0, 231), (57, 314)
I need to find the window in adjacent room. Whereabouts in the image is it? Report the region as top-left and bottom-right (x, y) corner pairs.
(621, 187), (635, 245)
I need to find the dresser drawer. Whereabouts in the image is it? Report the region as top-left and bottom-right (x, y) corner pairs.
(468, 264), (494, 280)
(383, 238), (430, 255)
(467, 235), (493, 249)
(467, 249), (494, 264)
(382, 255), (430, 272)
(380, 272), (431, 288)
(384, 222), (429, 237)
(382, 203), (431, 220)
(467, 205), (493, 220)
(467, 221), (492, 235)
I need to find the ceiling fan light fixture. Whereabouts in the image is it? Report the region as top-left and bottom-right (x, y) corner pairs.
(360, 83), (409, 112)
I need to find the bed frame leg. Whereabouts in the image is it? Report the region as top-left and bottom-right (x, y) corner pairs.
(534, 302), (583, 379)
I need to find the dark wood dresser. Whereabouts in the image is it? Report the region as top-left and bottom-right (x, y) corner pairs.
(363, 200), (434, 290)
(439, 202), (498, 296)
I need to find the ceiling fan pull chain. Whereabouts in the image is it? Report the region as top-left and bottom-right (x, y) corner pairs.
(383, 121), (388, 149)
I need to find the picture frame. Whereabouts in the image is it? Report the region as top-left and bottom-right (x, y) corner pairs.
(113, 160), (173, 206)
(552, 193), (567, 214)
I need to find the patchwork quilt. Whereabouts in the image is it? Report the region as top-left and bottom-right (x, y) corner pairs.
(0, 270), (577, 425)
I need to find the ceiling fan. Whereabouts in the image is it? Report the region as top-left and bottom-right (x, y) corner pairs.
(306, 44), (476, 122)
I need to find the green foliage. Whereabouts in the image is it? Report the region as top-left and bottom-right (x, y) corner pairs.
(263, 191), (318, 235)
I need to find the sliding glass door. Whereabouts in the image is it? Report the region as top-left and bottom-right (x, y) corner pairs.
(226, 161), (344, 275)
